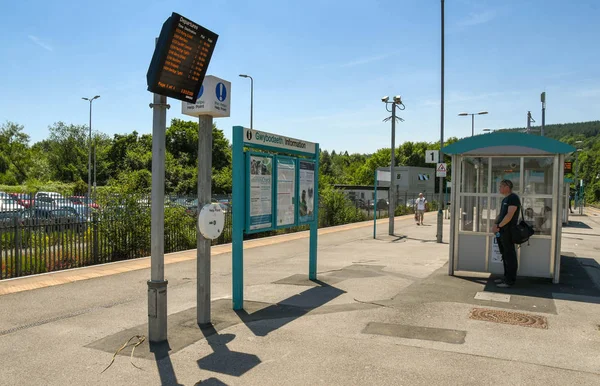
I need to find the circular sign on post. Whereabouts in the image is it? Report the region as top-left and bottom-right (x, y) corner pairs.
(198, 203), (225, 240)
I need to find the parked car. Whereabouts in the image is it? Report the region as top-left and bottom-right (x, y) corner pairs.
(71, 204), (97, 221)
(0, 192), (26, 210)
(355, 199), (369, 209)
(34, 207), (87, 232)
(9, 193), (34, 208)
(34, 192), (75, 209)
(0, 197), (25, 212)
(0, 209), (38, 227)
(369, 198), (389, 210)
(68, 196), (100, 209)
(0, 210), (21, 227)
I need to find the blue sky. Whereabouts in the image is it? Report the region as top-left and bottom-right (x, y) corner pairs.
(1, 0), (599, 154)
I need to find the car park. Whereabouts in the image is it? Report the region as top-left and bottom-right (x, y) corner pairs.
(9, 193), (34, 208)
(68, 196), (100, 209)
(0, 192), (25, 211)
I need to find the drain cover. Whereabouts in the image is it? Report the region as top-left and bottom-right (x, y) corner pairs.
(469, 308), (548, 329)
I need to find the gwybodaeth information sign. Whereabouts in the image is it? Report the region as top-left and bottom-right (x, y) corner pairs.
(147, 12), (218, 103)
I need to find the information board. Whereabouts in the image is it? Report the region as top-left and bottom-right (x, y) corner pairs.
(147, 12), (218, 103)
(248, 155), (273, 230)
(276, 158), (296, 227)
(564, 161), (572, 173)
(299, 160), (315, 223)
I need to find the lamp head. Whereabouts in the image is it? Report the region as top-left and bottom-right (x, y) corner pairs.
(381, 96), (389, 103)
(393, 95), (402, 104)
(458, 112), (469, 116)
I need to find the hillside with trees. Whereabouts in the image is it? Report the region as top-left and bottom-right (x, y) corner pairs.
(502, 120), (600, 202)
(1, 119), (599, 202)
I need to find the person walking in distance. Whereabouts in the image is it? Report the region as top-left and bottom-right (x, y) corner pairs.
(414, 193), (427, 226)
(491, 180), (521, 288)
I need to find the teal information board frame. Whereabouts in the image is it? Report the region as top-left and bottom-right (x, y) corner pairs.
(232, 126), (320, 310)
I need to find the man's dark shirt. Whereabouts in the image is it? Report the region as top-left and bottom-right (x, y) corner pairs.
(496, 193), (520, 229)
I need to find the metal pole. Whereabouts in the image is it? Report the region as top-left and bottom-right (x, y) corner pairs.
(250, 76), (254, 130)
(148, 91), (169, 343)
(197, 115), (213, 325)
(471, 114), (474, 137)
(309, 144), (320, 280)
(389, 102), (396, 236)
(93, 140), (97, 203)
(437, 0), (445, 244)
(374, 171), (377, 239)
(527, 111), (531, 134)
(87, 100), (92, 219)
(541, 103), (546, 137)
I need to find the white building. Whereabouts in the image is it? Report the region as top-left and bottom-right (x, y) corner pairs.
(376, 166), (436, 205)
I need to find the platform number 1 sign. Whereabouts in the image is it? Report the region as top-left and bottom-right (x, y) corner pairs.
(425, 150), (439, 164)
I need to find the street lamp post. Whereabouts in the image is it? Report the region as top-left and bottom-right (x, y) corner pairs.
(458, 111), (488, 137)
(82, 95), (100, 216)
(574, 141), (583, 214)
(541, 92), (546, 136)
(437, 0), (445, 245)
(381, 96), (405, 236)
(239, 75), (253, 130)
(526, 111), (536, 134)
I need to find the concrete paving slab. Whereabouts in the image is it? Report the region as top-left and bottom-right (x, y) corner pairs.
(363, 322), (467, 344)
(474, 291), (511, 303)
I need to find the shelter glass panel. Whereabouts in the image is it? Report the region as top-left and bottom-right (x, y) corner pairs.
(523, 157), (554, 195)
(491, 158), (521, 194)
(522, 197), (553, 235)
(459, 196), (488, 232)
(461, 157), (489, 194)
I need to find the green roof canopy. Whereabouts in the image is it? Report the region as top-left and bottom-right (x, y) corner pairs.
(442, 132), (576, 156)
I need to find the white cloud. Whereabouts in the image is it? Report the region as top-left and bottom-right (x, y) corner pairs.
(341, 53), (393, 68)
(457, 10), (496, 27)
(28, 35), (53, 52)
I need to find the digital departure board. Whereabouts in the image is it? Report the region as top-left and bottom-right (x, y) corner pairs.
(147, 12), (218, 103)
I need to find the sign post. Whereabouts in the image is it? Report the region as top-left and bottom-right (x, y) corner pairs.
(232, 127), (319, 310)
(148, 89), (169, 343)
(182, 76), (230, 326)
(146, 12), (218, 342)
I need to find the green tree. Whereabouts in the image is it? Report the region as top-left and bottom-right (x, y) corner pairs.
(45, 122), (89, 182)
(0, 121), (32, 184)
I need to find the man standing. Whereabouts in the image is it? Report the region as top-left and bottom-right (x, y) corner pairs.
(414, 193), (427, 226)
(492, 179), (520, 288)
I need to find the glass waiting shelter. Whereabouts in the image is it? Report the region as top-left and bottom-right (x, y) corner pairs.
(562, 178), (573, 225)
(443, 133), (576, 283)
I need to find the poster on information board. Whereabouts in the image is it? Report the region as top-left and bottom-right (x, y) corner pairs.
(248, 155), (273, 231)
(276, 157), (296, 227)
(299, 160), (315, 223)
